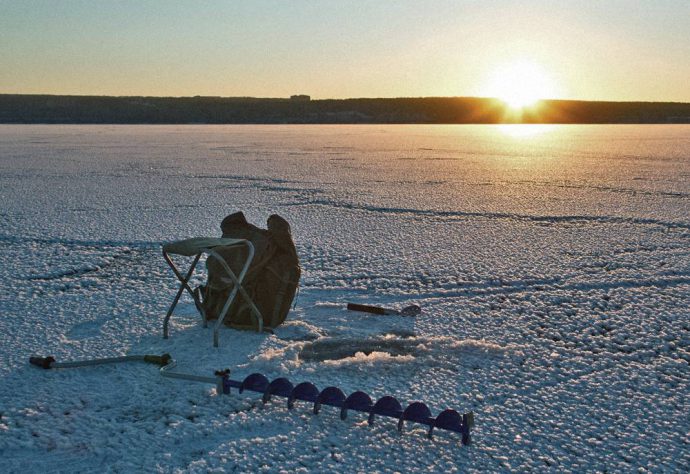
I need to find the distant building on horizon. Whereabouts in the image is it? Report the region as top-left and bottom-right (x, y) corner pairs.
(290, 94), (311, 101)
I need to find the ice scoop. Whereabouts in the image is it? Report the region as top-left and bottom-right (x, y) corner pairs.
(346, 303), (421, 316)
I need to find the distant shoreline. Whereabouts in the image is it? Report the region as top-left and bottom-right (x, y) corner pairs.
(2, 94), (689, 124)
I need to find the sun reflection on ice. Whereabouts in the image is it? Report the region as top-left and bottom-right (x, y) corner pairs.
(496, 124), (557, 138)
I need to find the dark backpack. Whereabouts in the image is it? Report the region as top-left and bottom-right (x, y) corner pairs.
(200, 212), (300, 329)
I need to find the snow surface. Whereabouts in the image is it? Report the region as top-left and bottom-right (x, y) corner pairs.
(0, 124), (688, 472)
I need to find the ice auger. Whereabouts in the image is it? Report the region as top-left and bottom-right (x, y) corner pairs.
(29, 353), (474, 444)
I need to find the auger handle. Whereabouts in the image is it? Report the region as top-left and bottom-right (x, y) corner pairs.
(30, 356), (55, 369)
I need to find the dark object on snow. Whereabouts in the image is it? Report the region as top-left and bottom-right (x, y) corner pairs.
(200, 212), (300, 329)
(29, 354), (171, 369)
(346, 303), (421, 316)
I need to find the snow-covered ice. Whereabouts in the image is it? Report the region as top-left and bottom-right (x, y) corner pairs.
(0, 124), (688, 472)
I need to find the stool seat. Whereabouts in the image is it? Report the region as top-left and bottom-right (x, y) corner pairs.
(163, 237), (247, 257)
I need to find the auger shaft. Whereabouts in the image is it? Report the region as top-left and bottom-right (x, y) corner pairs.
(29, 354), (171, 369)
(30, 354), (473, 444)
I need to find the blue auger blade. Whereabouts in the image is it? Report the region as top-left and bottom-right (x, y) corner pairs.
(428, 409), (462, 439)
(262, 378), (294, 404)
(340, 391), (373, 420)
(368, 396), (403, 426)
(287, 382), (319, 409)
(314, 386), (346, 414)
(239, 373), (269, 394)
(398, 402), (433, 432)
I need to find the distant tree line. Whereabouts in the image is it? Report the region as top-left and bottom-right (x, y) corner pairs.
(1, 94), (689, 124)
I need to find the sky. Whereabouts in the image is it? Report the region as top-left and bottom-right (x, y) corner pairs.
(1, 0), (689, 102)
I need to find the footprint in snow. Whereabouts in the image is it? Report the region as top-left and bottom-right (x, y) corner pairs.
(67, 319), (106, 339)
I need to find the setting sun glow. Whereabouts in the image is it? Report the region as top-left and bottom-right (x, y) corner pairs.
(483, 60), (558, 109)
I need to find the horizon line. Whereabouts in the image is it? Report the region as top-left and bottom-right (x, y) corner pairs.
(1, 92), (689, 106)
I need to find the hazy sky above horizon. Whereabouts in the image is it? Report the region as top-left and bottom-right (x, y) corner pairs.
(1, 0), (689, 102)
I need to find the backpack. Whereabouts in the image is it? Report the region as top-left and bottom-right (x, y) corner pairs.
(200, 212), (300, 329)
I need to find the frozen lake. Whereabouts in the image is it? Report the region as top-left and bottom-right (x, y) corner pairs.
(1, 125), (689, 472)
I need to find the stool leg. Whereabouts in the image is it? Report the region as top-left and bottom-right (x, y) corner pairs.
(163, 252), (201, 339)
(207, 246), (264, 347)
(235, 285), (264, 332)
(213, 283), (240, 347)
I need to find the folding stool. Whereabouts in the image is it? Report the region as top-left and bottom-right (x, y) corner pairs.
(162, 237), (264, 347)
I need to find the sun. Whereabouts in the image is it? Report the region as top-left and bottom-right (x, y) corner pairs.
(483, 59), (557, 109)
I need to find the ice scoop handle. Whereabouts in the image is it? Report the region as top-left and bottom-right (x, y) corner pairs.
(30, 356), (55, 369)
(346, 303), (387, 315)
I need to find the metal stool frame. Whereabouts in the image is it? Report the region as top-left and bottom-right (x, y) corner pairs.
(162, 238), (263, 346)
